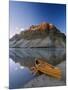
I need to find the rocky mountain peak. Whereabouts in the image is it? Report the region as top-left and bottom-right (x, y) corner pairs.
(29, 22), (55, 31)
(9, 22), (66, 48)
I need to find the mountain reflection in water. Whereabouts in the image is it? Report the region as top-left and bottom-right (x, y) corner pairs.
(9, 48), (66, 89)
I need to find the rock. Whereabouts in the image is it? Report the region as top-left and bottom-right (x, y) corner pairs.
(23, 61), (66, 88)
(9, 22), (66, 48)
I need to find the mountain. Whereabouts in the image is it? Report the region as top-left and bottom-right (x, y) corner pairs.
(9, 22), (66, 48)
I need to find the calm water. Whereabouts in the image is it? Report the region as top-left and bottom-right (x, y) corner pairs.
(9, 48), (66, 89)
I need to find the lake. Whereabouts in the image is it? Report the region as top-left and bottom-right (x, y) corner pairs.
(9, 48), (66, 89)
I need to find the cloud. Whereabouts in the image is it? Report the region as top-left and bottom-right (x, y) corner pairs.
(10, 27), (25, 39)
(16, 27), (25, 31)
(20, 28), (25, 31)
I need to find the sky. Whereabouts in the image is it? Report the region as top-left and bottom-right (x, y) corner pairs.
(9, 1), (66, 38)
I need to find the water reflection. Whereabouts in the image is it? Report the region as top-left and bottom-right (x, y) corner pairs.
(9, 48), (66, 89)
(9, 58), (34, 89)
(10, 48), (66, 67)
